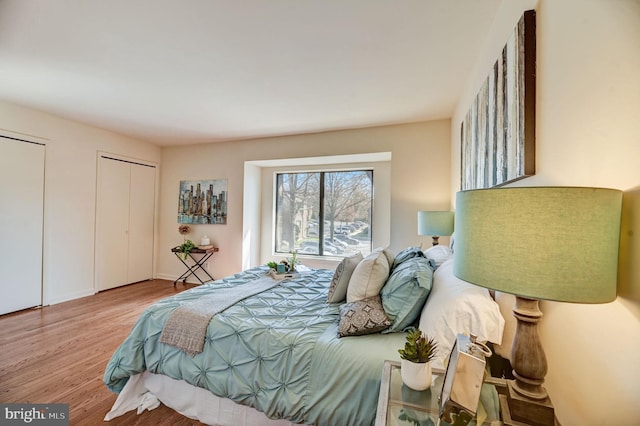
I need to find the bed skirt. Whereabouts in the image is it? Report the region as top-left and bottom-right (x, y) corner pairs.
(104, 371), (306, 426)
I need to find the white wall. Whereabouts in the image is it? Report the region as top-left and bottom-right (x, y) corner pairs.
(451, 0), (640, 423)
(0, 101), (161, 305)
(157, 120), (451, 281)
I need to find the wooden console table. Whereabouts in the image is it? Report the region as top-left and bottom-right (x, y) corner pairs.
(171, 246), (219, 286)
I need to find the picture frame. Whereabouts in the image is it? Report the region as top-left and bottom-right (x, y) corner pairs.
(461, 10), (536, 190)
(178, 178), (228, 224)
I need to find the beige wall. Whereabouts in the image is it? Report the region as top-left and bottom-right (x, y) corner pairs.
(7, 3), (637, 421)
(451, 0), (640, 423)
(0, 100), (161, 305)
(157, 120), (451, 280)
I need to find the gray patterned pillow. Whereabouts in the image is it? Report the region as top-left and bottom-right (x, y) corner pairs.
(337, 295), (391, 337)
(327, 253), (363, 303)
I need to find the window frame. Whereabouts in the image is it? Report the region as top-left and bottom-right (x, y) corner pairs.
(273, 167), (374, 259)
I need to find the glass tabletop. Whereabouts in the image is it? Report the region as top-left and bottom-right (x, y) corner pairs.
(376, 361), (506, 426)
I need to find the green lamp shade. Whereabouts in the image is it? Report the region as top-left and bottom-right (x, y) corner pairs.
(417, 211), (455, 237)
(453, 187), (622, 303)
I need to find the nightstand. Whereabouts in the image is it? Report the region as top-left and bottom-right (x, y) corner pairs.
(375, 360), (509, 426)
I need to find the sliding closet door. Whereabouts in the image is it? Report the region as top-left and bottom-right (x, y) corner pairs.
(96, 155), (155, 291)
(0, 137), (44, 315)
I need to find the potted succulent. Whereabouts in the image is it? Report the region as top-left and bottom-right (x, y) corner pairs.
(398, 327), (438, 391)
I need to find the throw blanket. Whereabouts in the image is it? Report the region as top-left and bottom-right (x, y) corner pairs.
(159, 275), (281, 356)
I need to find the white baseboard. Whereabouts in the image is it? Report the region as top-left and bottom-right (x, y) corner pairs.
(45, 288), (96, 306)
(155, 273), (204, 285)
(155, 273), (176, 281)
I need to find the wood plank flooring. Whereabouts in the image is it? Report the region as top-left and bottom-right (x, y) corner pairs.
(0, 279), (207, 425)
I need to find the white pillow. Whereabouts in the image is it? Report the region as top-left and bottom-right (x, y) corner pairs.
(418, 258), (505, 370)
(381, 247), (395, 268)
(346, 250), (390, 302)
(423, 245), (453, 268)
(371, 246), (395, 269)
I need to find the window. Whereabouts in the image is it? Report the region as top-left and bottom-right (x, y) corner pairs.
(275, 170), (373, 257)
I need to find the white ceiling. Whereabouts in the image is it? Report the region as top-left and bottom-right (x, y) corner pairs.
(0, 0), (502, 146)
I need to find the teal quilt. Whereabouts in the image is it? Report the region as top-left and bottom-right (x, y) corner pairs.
(104, 267), (405, 425)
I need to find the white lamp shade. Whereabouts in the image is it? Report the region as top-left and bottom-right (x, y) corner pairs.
(453, 187), (622, 303)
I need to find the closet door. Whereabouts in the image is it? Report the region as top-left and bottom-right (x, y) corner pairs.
(127, 164), (155, 283)
(96, 156), (155, 291)
(0, 137), (44, 315)
(96, 158), (131, 290)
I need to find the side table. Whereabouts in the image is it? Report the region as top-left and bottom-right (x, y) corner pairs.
(171, 246), (219, 286)
(375, 360), (506, 426)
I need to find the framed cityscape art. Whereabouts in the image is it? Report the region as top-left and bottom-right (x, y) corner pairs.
(177, 178), (228, 224)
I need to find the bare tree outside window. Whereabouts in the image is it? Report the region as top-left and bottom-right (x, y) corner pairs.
(275, 170), (373, 257)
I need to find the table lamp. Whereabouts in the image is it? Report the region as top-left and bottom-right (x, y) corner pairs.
(453, 187), (622, 425)
(417, 211), (454, 246)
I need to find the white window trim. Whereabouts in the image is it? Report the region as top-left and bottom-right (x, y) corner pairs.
(243, 153), (391, 270)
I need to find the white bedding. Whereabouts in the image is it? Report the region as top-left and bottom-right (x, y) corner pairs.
(105, 371), (305, 426)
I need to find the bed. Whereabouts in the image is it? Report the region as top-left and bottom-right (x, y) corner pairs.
(104, 246), (506, 425)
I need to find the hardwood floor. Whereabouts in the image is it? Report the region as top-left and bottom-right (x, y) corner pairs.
(0, 279), (208, 425)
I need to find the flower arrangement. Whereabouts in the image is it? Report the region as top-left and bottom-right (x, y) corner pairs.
(178, 224), (191, 240)
(177, 225), (194, 259)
